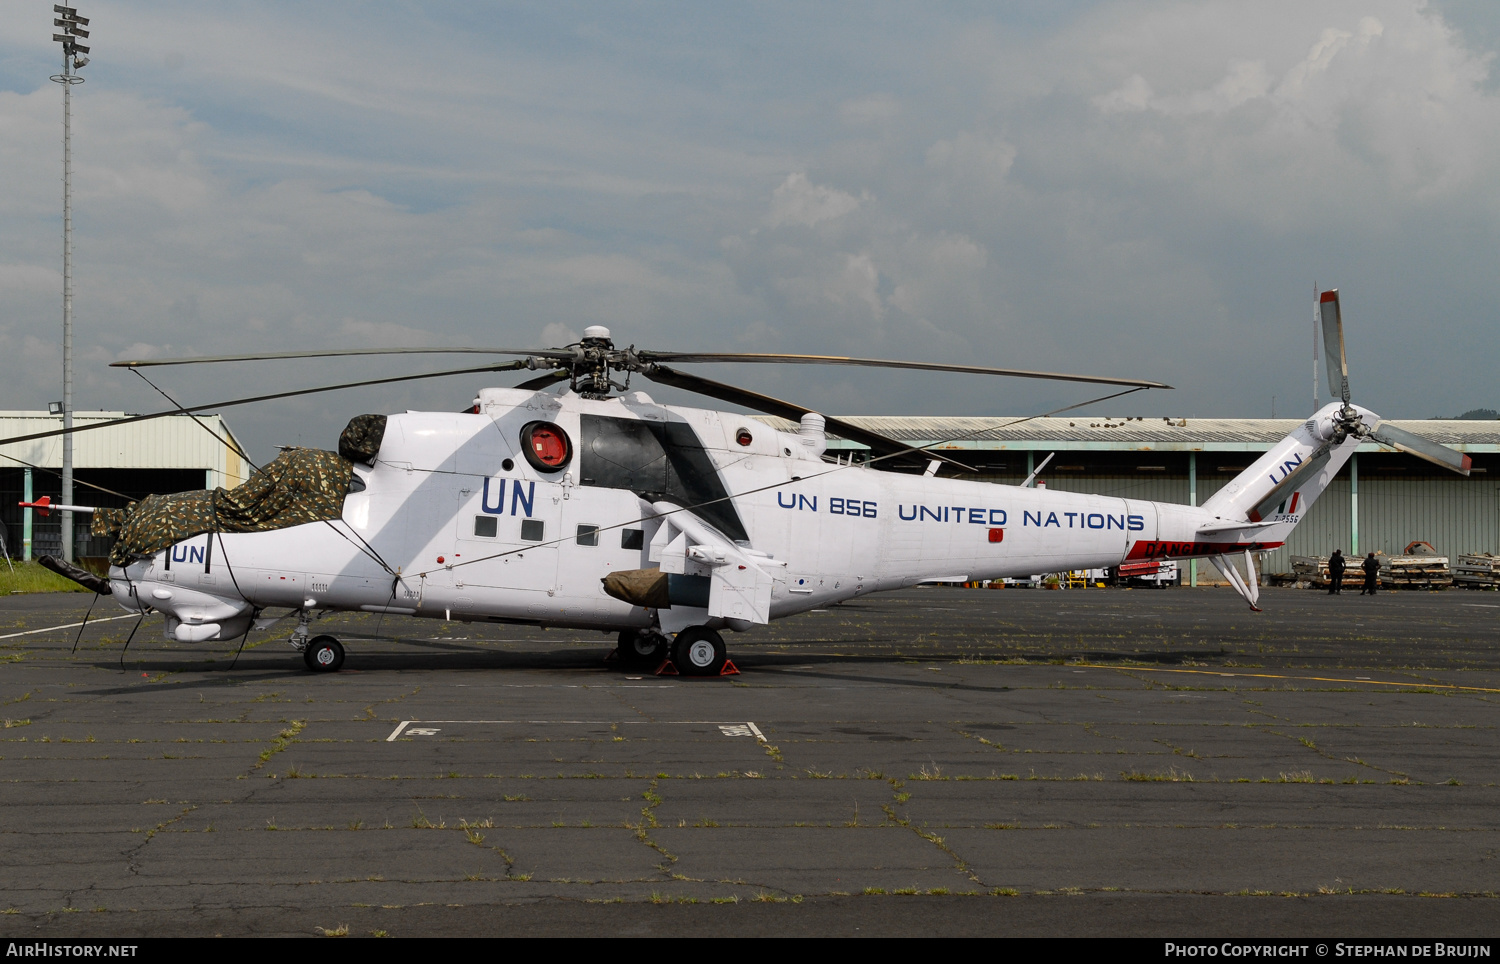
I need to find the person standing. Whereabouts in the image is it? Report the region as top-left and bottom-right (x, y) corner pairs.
(1327, 549), (1346, 594)
(1360, 552), (1380, 595)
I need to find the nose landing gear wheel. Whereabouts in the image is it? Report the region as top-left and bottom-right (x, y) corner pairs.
(671, 626), (726, 676)
(617, 630), (668, 668)
(304, 635), (345, 672)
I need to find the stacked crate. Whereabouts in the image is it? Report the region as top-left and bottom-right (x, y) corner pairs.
(1455, 553), (1500, 590)
(1380, 552), (1451, 590)
(1290, 555), (1363, 591)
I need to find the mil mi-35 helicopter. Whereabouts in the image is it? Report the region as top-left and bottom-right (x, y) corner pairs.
(15, 289), (1470, 675)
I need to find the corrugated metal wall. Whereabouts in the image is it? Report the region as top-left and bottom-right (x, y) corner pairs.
(1355, 476), (1498, 558)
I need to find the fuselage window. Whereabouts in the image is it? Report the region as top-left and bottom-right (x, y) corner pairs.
(620, 528), (644, 550)
(473, 516), (497, 538)
(576, 524), (599, 547)
(578, 414), (748, 542)
(521, 519), (545, 542)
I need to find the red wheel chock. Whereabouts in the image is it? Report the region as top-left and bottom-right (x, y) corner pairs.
(652, 659), (740, 677)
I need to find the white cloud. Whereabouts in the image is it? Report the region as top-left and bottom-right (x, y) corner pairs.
(925, 133), (1017, 182)
(840, 94), (902, 127)
(539, 322), (579, 346)
(766, 173), (865, 228)
(1094, 74), (1153, 113)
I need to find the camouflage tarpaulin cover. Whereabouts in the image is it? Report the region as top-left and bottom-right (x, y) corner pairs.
(93, 448), (353, 566)
(601, 568), (670, 609)
(339, 414), (387, 464)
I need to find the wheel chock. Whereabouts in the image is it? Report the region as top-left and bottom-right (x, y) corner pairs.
(604, 647), (622, 663)
(654, 659), (680, 676)
(718, 659), (740, 677)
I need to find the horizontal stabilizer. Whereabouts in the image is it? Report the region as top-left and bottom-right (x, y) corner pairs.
(1196, 520), (1283, 536)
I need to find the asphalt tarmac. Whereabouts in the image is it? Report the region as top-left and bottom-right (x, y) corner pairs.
(1, 585), (1497, 938)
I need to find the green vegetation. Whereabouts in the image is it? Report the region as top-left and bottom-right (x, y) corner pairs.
(0, 561), (92, 594)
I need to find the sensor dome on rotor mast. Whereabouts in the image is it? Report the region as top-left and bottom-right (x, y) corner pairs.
(582, 326), (612, 344)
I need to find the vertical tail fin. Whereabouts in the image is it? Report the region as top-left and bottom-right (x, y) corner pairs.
(1200, 402), (1361, 525)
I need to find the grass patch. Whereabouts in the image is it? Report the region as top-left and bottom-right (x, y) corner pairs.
(1122, 767), (1194, 783)
(0, 560), (94, 594)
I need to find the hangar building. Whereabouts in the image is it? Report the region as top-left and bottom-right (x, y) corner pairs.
(0, 411), (246, 563)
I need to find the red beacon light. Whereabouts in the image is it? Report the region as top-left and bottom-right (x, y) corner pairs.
(520, 421), (572, 472)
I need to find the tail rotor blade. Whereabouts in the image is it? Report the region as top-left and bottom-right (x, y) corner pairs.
(1369, 423), (1472, 476)
(1319, 290), (1350, 405)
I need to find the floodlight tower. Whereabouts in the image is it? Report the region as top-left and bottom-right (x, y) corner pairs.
(51, 5), (89, 562)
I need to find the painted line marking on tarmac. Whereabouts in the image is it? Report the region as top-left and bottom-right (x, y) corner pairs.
(0, 614), (137, 640)
(386, 719), (768, 742)
(1076, 664), (1500, 694)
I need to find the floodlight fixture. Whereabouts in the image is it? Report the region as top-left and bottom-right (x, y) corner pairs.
(48, 401), (64, 415)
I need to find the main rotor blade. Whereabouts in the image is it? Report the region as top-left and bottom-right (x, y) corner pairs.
(640, 364), (974, 471)
(1319, 290), (1350, 405)
(514, 370), (571, 391)
(0, 361), (529, 448)
(110, 347), (575, 368)
(1369, 423), (1472, 476)
(635, 351), (1171, 390)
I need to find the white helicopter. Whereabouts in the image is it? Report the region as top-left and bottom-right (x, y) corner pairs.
(16, 290), (1469, 675)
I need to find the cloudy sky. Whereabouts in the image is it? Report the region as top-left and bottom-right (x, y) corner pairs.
(2, 1), (1497, 462)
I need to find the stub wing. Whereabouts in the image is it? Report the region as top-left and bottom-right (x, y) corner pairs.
(647, 501), (785, 629)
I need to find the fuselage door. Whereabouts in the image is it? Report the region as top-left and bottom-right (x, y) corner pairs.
(452, 476), (559, 592)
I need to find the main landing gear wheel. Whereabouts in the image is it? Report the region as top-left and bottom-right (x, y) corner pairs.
(672, 626), (727, 676)
(617, 629), (669, 668)
(304, 635), (345, 673)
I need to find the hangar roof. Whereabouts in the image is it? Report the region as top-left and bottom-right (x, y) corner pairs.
(0, 411), (247, 486)
(753, 416), (1500, 453)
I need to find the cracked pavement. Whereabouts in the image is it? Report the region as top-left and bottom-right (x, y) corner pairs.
(1, 586), (1498, 936)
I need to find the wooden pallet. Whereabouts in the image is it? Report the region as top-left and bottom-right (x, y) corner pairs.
(1291, 555), (1370, 589)
(1380, 554), (1451, 590)
(1455, 553), (1500, 589)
